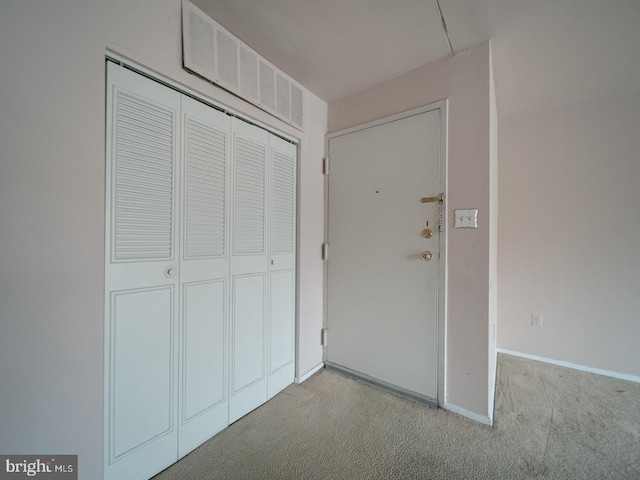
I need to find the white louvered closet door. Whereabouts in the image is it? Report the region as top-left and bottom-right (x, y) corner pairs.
(267, 136), (297, 398)
(104, 65), (180, 480)
(178, 96), (230, 457)
(229, 118), (269, 423)
(106, 61), (298, 480)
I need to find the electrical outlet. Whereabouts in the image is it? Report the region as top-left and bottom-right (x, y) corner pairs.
(531, 314), (543, 328)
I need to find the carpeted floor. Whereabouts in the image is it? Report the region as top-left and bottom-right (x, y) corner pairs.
(154, 354), (640, 479)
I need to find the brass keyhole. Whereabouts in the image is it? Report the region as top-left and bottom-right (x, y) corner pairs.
(421, 228), (433, 239)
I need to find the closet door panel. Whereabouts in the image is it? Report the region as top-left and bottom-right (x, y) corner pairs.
(178, 96), (230, 457)
(269, 139), (297, 269)
(267, 136), (297, 398)
(105, 63), (180, 480)
(229, 118), (269, 422)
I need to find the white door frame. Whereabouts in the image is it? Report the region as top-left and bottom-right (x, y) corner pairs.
(324, 101), (448, 407)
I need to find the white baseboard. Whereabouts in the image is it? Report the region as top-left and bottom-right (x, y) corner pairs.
(444, 402), (493, 426)
(294, 362), (324, 384)
(497, 349), (640, 384)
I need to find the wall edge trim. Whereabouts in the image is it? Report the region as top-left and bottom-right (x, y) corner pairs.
(295, 362), (324, 384)
(443, 402), (492, 426)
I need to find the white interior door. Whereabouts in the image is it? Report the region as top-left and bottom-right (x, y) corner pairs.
(178, 95), (230, 457)
(104, 65), (180, 480)
(326, 107), (444, 403)
(229, 118), (269, 423)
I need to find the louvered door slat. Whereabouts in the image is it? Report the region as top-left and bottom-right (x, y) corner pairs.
(290, 84), (303, 129)
(276, 73), (290, 121)
(239, 46), (259, 102)
(113, 91), (175, 261)
(216, 30), (238, 89)
(187, 9), (216, 78)
(185, 117), (227, 258)
(233, 135), (266, 255)
(270, 150), (295, 254)
(259, 62), (276, 111)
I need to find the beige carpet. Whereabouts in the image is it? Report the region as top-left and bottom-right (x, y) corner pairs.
(154, 354), (640, 479)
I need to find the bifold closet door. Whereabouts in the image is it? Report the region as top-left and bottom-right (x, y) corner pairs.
(229, 118), (269, 423)
(178, 96), (231, 457)
(104, 64), (181, 480)
(267, 136), (297, 398)
(106, 61), (297, 480)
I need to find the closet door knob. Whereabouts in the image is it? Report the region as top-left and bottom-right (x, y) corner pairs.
(164, 266), (177, 278)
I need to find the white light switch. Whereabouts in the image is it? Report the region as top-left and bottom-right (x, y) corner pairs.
(454, 209), (478, 228)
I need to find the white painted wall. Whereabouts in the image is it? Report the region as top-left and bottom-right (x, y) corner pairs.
(297, 93), (327, 376)
(498, 88), (640, 377)
(0, 1), (326, 478)
(328, 42), (495, 419)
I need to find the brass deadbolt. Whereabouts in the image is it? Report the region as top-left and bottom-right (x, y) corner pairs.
(421, 228), (433, 239)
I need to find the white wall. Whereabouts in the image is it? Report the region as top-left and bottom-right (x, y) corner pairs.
(0, 1), (326, 479)
(297, 92), (327, 376)
(498, 88), (640, 377)
(328, 42), (495, 420)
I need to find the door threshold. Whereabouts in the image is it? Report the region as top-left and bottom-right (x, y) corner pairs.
(325, 362), (437, 408)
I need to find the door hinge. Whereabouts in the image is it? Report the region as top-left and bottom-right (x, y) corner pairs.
(323, 156), (330, 175)
(322, 242), (329, 261)
(322, 328), (329, 346)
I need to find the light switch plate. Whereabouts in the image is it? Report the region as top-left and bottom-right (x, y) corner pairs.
(454, 209), (478, 228)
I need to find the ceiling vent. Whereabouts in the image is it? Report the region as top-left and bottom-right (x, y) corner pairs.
(182, 0), (304, 131)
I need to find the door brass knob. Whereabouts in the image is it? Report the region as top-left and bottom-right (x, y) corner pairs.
(421, 251), (433, 261)
(421, 228), (433, 239)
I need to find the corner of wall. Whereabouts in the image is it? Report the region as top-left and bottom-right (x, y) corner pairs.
(296, 88), (328, 378)
(488, 40), (499, 426)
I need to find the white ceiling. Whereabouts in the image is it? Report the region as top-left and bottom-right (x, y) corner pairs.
(194, 0), (640, 117)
